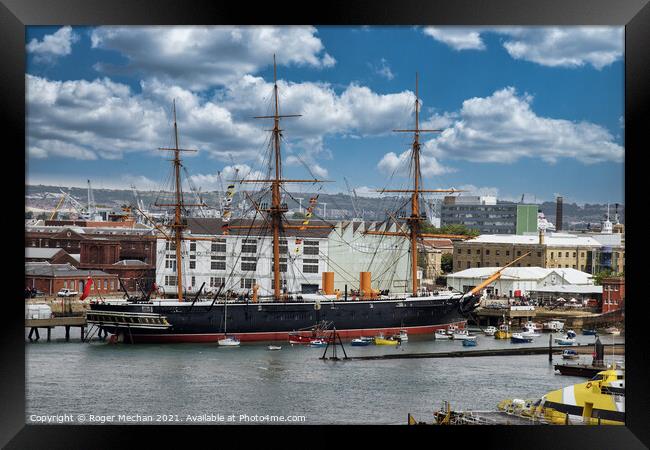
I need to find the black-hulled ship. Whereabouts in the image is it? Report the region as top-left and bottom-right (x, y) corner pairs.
(88, 64), (518, 343)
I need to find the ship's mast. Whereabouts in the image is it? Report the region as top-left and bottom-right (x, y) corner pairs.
(365, 73), (467, 296)
(155, 100), (210, 301)
(229, 55), (333, 301)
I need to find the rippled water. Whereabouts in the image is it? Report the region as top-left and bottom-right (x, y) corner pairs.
(26, 328), (625, 425)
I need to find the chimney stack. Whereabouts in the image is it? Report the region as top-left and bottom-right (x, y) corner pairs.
(539, 228), (545, 245)
(556, 196), (563, 231)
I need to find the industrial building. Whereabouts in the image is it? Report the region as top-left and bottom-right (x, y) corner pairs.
(25, 262), (119, 296)
(446, 266), (596, 299)
(440, 195), (538, 235)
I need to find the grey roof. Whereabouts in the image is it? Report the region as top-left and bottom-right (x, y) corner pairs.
(25, 262), (111, 278)
(530, 285), (603, 294)
(112, 259), (148, 266)
(25, 248), (64, 259)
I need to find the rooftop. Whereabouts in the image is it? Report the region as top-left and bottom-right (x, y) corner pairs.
(465, 233), (602, 247)
(25, 247), (65, 259)
(447, 266), (594, 285)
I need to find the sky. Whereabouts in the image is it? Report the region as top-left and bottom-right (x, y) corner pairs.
(25, 26), (624, 205)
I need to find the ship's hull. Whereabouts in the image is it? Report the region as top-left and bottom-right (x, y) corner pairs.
(88, 296), (467, 343)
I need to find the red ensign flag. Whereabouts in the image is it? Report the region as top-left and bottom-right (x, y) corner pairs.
(80, 276), (94, 300)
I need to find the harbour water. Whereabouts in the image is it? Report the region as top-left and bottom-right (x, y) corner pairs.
(26, 328), (625, 424)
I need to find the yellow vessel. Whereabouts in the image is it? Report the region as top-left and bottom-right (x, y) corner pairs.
(494, 323), (512, 340)
(498, 364), (625, 425)
(374, 337), (399, 346)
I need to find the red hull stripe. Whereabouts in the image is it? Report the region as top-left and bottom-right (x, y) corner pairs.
(124, 322), (467, 343)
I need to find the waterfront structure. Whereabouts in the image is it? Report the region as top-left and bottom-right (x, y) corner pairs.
(440, 195), (538, 235)
(601, 277), (624, 313)
(25, 224), (157, 290)
(446, 266), (595, 298)
(453, 231), (605, 274)
(528, 284), (603, 304)
(25, 262), (119, 296)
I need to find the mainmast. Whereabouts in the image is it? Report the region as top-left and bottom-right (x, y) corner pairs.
(365, 73), (467, 296)
(229, 55), (333, 301)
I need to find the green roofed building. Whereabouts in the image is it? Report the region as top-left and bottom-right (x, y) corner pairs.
(516, 205), (539, 235)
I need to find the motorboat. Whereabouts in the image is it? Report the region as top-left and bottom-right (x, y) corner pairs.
(452, 330), (473, 340)
(309, 339), (327, 347)
(395, 329), (408, 342)
(604, 327), (621, 336)
(523, 321), (543, 332)
(562, 349), (579, 360)
(582, 328), (598, 335)
(511, 333), (534, 343)
(484, 326), (497, 336)
(554, 337), (576, 346)
(267, 345), (282, 351)
(543, 320), (565, 332)
(218, 336), (241, 347)
(434, 330), (452, 340)
(520, 325), (540, 337)
(462, 336), (478, 347)
(566, 329), (577, 339)
(351, 338), (372, 346)
(375, 337), (399, 346)
(494, 323), (512, 340)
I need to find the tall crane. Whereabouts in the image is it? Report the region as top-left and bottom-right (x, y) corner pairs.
(87, 180), (97, 218)
(49, 192), (68, 220)
(344, 177), (362, 219)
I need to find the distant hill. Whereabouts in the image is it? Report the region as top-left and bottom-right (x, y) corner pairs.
(25, 184), (623, 226)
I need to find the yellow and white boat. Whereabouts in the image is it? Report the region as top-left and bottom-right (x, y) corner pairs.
(494, 323), (512, 340)
(498, 364), (625, 425)
(374, 334), (399, 345)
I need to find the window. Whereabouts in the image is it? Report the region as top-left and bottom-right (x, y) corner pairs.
(572, 252), (576, 258)
(304, 240), (319, 255)
(467, 249), (471, 255)
(189, 261), (196, 269)
(517, 251), (521, 256)
(565, 252), (569, 257)
(190, 242), (196, 252)
(496, 250), (500, 256)
(581, 252), (585, 258)
(165, 276), (177, 286)
(241, 239), (257, 253)
(165, 259), (176, 270)
(241, 257), (257, 271)
(273, 258), (288, 273)
(240, 278), (256, 289)
(537, 252), (542, 257)
(104, 280), (108, 290)
(457, 249), (461, 254)
(110, 281), (114, 290)
(211, 239), (227, 253)
(210, 277), (226, 288)
(211, 255), (226, 270)
(550, 252), (554, 258)
(467, 261), (471, 268)
(190, 253), (196, 260)
(506, 250), (510, 256)
(303, 259), (319, 273)
(63, 281), (67, 289)
(477, 249), (481, 255)
(166, 242), (176, 251)
(191, 276), (195, 286)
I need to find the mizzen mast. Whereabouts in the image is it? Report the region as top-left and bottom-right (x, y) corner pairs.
(365, 73), (467, 296)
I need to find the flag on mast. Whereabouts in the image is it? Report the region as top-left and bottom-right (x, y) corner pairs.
(80, 276), (94, 300)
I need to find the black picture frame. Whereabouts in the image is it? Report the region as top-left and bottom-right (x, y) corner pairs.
(3, 0), (648, 447)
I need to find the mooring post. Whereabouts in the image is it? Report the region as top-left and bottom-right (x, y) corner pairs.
(65, 326), (70, 342)
(344, 285), (348, 301)
(47, 327), (51, 342)
(548, 333), (553, 363)
(80, 326), (85, 341)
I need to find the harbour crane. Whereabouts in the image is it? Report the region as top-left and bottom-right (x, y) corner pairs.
(87, 179), (96, 217)
(49, 192), (68, 220)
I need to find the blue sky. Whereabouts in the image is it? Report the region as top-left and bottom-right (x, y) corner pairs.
(25, 26), (624, 204)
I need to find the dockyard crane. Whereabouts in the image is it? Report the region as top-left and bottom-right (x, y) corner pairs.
(87, 180), (96, 217)
(49, 192), (68, 220)
(344, 177), (362, 219)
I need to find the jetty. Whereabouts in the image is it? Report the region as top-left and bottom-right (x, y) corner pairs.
(343, 342), (623, 361)
(26, 316), (87, 342)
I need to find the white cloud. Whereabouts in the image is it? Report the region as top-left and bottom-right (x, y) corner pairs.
(423, 27), (486, 50)
(423, 86), (624, 164)
(27, 26), (79, 60)
(422, 26), (623, 69)
(377, 149), (454, 177)
(372, 58), (395, 80)
(189, 164), (266, 191)
(500, 27), (623, 69)
(90, 26), (335, 90)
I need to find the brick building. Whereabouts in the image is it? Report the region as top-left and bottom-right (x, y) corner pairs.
(25, 262), (119, 296)
(601, 277), (625, 313)
(25, 224), (156, 291)
(25, 247), (79, 267)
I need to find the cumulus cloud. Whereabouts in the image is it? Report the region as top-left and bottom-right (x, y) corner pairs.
(90, 26), (335, 90)
(370, 58), (395, 80)
(423, 86), (624, 164)
(423, 27), (486, 50)
(422, 26), (623, 69)
(189, 164), (266, 191)
(27, 26), (79, 61)
(377, 149), (454, 177)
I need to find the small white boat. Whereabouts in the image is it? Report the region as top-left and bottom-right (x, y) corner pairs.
(543, 320), (565, 332)
(267, 345), (282, 351)
(605, 327), (621, 336)
(446, 324), (459, 335)
(554, 337), (576, 346)
(309, 339), (327, 347)
(434, 330), (452, 340)
(452, 330), (473, 340)
(511, 333), (534, 343)
(562, 349), (579, 360)
(218, 336), (241, 347)
(566, 329), (577, 338)
(397, 329), (408, 342)
(521, 325), (540, 337)
(523, 321), (543, 332)
(484, 326), (497, 336)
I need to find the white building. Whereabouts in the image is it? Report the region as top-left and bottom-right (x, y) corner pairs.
(156, 217), (414, 297)
(446, 266), (595, 298)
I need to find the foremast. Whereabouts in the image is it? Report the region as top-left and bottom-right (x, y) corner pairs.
(229, 55), (333, 301)
(154, 100), (212, 301)
(365, 73), (468, 296)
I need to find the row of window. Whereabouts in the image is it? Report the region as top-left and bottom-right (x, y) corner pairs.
(458, 248), (534, 257)
(63, 279), (114, 291)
